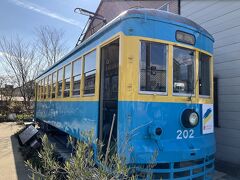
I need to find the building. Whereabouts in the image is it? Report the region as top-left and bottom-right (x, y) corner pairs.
(181, 0), (240, 168)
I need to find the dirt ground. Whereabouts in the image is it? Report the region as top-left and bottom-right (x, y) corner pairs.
(0, 122), (29, 180)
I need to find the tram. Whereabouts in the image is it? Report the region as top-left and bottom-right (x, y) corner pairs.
(35, 8), (215, 179)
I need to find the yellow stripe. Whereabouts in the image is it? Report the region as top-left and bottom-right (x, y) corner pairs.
(36, 33), (213, 104)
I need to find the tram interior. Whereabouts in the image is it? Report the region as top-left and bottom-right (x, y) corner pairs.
(99, 39), (119, 153)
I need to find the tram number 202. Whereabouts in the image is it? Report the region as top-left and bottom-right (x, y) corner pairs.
(176, 129), (194, 139)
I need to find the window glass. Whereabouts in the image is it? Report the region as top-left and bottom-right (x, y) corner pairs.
(44, 77), (47, 99)
(73, 59), (82, 96)
(140, 41), (167, 92)
(52, 72), (57, 98)
(40, 80), (43, 99)
(173, 46), (194, 94)
(57, 68), (63, 97)
(159, 3), (169, 11)
(48, 75), (52, 98)
(84, 50), (96, 94)
(64, 64), (71, 97)
(199, 53), (211, 96)
(37, 81), (41, 100)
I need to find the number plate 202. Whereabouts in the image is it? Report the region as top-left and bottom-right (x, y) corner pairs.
(176, 129), (194, 139)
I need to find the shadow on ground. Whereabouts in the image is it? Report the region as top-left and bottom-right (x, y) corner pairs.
(215, 160), (240, 180)
(11, 135), (30, 180)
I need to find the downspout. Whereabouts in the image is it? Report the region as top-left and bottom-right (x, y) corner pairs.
(178, 0), (181, 15)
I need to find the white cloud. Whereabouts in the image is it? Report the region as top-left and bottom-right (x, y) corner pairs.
(9, 0), (82, 28)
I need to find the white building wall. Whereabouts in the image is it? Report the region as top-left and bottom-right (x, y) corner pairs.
(181, 0), (240, 165)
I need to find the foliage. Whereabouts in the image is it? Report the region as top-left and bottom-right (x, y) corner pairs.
(25, 132), (136, 180)
(25, 135), (64, 180)
(16, 113), (33, 121)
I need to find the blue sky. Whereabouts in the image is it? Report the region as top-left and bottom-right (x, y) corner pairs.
(0, 0), (101, 75)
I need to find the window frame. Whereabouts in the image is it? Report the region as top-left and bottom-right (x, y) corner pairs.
(57, 68), (63, 98)
(172, 45), (196, 97)
(52, 71), (57, 99)
(199, 52), (212, 99)
(138, 40), (168, 96)
(43, 77), (47, 99)
(72, 58), (82, 97)
(83, 49), (97, 96)
(63, 63), (72, 98)
(47, 74), (52, 99)
(158, 3), (170, 12)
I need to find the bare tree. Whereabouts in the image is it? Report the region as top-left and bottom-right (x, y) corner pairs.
(0, 75), (14, 102)
(0, 76), (7, 101)
(0, 36), (43, 110)
(36, 26), (68, 67)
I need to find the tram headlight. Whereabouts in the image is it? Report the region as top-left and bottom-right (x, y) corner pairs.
(181, 109), (199, 128)
(189, 112), (199, 126)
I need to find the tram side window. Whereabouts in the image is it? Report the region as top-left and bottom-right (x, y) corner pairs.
(72, 59), (81, 96)
(140, 41), (167, 92)
(84, 50), (96, 95)
(173, 46), (194, 94)
(199, 53), (210, 96)
(37, 81), (41, 100)
(44, 77), (47, 99)
(64, 64), (71, 97)
(52, 72), (57, 98)
(57, 68), (63, 97)
(48, 74), (52, 98)
(40, 80), (43, 99)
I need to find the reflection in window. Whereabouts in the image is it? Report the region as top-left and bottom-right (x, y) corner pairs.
(64, 64), (71, 97)
(173, 46), (194, 94)
(44, 77), (47, 99)
(140, 41), (167, 92)
(48, 75), (52, 98)
(57, 68), (63, 97)
(199, 53), (210, 96)
(37, 81), (41, 100)
(40, 80), (43, 99)
(52, 72), (57, 98)
(84, 50), (96, 94)
(72, 59), (81, 96)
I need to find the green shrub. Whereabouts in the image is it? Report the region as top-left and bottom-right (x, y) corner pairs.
(26, 132), (136, 180)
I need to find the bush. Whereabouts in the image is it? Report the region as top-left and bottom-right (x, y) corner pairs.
(25, 132), (136, 180)
(16, 113), (33, 122)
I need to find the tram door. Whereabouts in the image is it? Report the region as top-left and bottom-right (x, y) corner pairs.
(99, 39), (119, 153)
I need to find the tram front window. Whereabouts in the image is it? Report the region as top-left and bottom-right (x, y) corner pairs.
(140, 41), (167, 93)
(199, 53), (211, 96)
(173, 46), (194, 94)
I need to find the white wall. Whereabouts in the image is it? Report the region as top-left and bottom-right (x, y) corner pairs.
(181, 0), (240, 165)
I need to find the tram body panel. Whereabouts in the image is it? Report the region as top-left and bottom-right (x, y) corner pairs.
(118, 101), (215, 163)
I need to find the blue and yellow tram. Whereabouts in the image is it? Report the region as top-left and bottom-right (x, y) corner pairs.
(35, 9), (215, 179)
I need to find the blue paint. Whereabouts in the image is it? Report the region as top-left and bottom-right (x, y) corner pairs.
(36, 101), (99, 140)
(204, 108), (212, 119)
(36, 100), (215, 164)
(117, 101), (216, 164)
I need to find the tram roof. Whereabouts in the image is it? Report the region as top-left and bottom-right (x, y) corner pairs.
(37, 8), (213, 79)
(125, 8), (213, 40)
